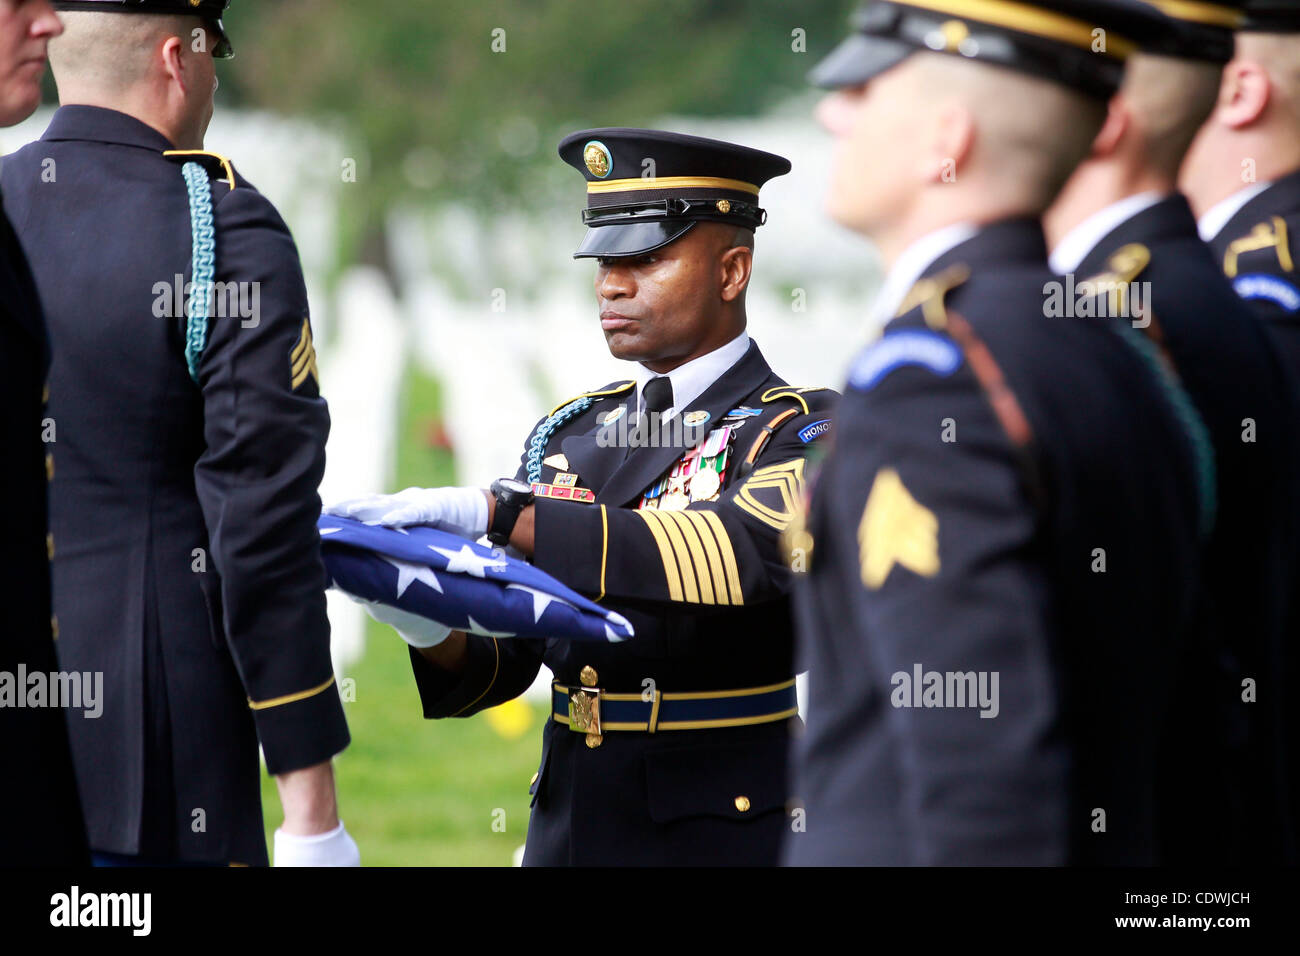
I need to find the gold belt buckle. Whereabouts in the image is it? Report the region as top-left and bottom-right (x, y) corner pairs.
(568, 686), (602, 736)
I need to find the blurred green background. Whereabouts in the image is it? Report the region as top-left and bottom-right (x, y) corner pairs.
(221, 0), (857, 271)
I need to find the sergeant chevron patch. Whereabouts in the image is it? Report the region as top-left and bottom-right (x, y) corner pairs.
(635, 508), (743, 606)
(858, 468), (939, 589)
(290, 318), (319, 390)
(735, 458), (805, 532)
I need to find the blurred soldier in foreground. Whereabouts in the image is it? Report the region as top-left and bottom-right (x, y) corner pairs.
(786, 0), (1209, 865)
(0, 0), (87, 866)
(1, 0), (354, 866)
(330, 129), (836, 865)
(1045, 0), (1300, 864)
(1181, 1), (1300, 371)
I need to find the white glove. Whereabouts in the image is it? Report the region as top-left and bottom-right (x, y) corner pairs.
(324, 486), (489, 537)
(273, 821), (361, 867)
(356, 597), (452, 648)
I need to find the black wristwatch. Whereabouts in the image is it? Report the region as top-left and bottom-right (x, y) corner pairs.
(487, 477), (535, 546)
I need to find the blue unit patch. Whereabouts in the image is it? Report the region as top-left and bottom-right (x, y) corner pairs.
(848, 330), (962, 391)
(1233, 273), (1300, 313)
(797, 419), (832, 443)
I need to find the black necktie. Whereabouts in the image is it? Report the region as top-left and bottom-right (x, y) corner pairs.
(627, 376), (673, 457)
(642, 376), (674, 417)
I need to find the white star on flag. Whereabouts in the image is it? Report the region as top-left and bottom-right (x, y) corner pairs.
(320, 526), (342, 535)
(382, 556), (443, 598)
(430, 544), (508, 578)
(505, 582), (575, 622)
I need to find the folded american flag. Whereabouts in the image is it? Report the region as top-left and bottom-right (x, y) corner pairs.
(317, 516), (633, 642)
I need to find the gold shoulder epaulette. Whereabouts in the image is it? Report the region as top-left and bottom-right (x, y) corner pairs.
(163, 149), (237, 189)
(1079, 243), (1150, 315)
(1223, 217), (1293, 278)
(759, 386), (814, 415)
(547, 380), (634, 417)
(894, 264), (971, 330)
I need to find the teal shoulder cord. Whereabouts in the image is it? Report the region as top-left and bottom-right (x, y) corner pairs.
(181, 161), (215, 383)
(526, 397), (597, 483)
(1113, 322), (1218, 538)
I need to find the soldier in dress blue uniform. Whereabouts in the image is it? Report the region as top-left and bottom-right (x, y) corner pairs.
(785, 0), (1211, 865)
(1181, 1), (1300, 373)
(1045, 0), (1300, 865)
(0, 0), (87, 866)
(329, 129), (837, 865)
(1, 0), (355, 866)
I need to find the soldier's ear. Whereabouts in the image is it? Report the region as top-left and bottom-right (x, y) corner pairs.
(719, 244), (753, 303)
(1090, 96), (1129, 159)
(1216, 59), (1271, 130)
(159, 34), (187, 90)
(926, 102), (974, 185)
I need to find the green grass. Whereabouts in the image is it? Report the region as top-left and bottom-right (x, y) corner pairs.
(260, 364), (542, 865)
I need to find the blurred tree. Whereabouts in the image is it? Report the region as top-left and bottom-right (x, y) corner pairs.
(219, 0), (856, 267)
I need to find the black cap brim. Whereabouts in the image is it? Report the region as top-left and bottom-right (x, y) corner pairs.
(211, 18), (233, 59)
(573, 220), (698, 259)
(809, 32), (914, 89)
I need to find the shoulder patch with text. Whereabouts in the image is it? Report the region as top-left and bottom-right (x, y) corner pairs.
(848, 330), (961, 392)
(797, 419), (832, 443)
(1233, 273), (1300, 312)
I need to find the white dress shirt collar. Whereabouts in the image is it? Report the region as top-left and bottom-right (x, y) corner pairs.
(634, 330), (751, 420)
(869, 222), (980, 327)
(1197, 181), (1273, 242)
(1048, 190), (1166, 274)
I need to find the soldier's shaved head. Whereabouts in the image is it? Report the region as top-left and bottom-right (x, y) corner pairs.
(50, 11), (196, 93)
(1180, 32), (1300, 216)
(818, 51), (1104, 264)
(47, 10), (219, 150)
(1234, 31), (1300, 126)
(1121, 54), (1222, 180)
(1044, 54), (1222, 258)
(912, 53), (1105, 211)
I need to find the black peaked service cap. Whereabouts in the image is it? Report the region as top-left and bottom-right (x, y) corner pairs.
(53, 0), (234, 58)
(809, 0), (1187, 99)
(558, 128), (791, 259)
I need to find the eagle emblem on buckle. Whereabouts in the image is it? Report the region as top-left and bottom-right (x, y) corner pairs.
(569, 688), (601, 735)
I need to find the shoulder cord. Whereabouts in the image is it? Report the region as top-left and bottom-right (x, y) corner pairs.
(944, 310), (1048, 517)
(732, 407), (800, 483)
(181, 161), (215, 383)
(1111, 319), (1218, 538)
(526, 396), (596, 483)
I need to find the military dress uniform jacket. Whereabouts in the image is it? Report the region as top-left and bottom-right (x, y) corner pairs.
(1069, 194), (1300, 865)
(0, 195), (88, 865)
(786, 218), (1205, 866)
(0, 106), (348, 864)
(408, 340), (836, 865)
(1208, 168), (1300, 376)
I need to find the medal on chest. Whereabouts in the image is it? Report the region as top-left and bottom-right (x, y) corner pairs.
(638, 424), (736, 510)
